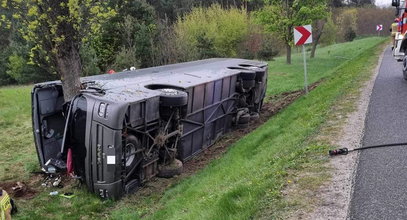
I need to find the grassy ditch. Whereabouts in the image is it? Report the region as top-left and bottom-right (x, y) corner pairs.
(0, 37), (385, 219)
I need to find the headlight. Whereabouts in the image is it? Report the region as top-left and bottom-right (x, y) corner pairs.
(98, 103), (107, 117)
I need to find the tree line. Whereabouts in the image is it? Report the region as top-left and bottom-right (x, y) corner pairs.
(0, 0), (388, 100)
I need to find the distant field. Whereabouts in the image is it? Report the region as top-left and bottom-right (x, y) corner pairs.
(0, 37), (386, 219)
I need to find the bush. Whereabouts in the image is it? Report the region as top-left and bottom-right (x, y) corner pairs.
(174, 4), (250, 61)
(320, 15), (338, 46)
(93, 1), (157, 71)
(6, 53), (53, 84)
(344, 28), (357, 42)
(80, 43), (101, 76)
(151, 20), (180, 66)
(238, 24), (281, 61)
(109, 47), (140, 72)
(0, 48), (15, 85)
(196, 34), (219, 59)
(238, 24), (263, 60)
(257, 38), (280, 60)
(337, 8), (358, 42)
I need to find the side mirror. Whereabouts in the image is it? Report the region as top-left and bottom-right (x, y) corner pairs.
(392, 0), (400, 7)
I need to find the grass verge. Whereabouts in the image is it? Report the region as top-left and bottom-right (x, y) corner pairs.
(257, 43), (387, 219)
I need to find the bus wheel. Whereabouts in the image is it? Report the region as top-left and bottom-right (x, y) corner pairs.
(157, 159), (183, 178)
(157, 88), (188, 107)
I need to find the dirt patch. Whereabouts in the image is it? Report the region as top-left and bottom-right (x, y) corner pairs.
(0, 171), (78, 200)
(0, 181), (37, 199)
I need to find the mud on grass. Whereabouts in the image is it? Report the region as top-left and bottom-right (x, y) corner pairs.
(0, 181), (37, 200)
(0, 172), (83, 200)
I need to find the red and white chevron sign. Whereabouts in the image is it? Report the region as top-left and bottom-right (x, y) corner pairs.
(294, 25), (313, 46)
(376, 24), (383, 31)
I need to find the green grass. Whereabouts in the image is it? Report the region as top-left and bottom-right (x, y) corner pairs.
(0, 37), (386, 219)
(267, 37), (385, 95)
(0, 86), (38, 181)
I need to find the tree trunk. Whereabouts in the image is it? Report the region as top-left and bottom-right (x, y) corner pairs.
(286, 43), (292, 64)
(311, 21), (326, 58)
(286, 25), (292, 64)
(310, 34), (321, 58)
(57, 42), (82, 102)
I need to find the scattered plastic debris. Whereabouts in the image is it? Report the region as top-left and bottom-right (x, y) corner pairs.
(41, 174), (63, 188)
(49, 191), (59, 196)
(52, 176), (62, 187)
(47, 159), (67, 170)
(47, 166), (56, 174)
(59, 192), (75, 199)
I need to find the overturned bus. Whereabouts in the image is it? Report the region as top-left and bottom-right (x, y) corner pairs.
(31, 58), (268, 199)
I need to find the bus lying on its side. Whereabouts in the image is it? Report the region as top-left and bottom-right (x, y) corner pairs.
(31, 58), (268, 199)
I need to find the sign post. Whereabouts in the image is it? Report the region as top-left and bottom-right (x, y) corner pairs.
(302, 44), (309, 94)
(294, 25), (313, 94)
(376, 24), (383, 36)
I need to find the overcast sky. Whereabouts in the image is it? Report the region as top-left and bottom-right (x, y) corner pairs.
(375, 0), (391, 7)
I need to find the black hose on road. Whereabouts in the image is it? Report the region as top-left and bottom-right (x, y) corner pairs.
(329, 142), (407, 156)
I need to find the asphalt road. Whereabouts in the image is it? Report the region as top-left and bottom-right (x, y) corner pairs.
(349, 47), (407, 219)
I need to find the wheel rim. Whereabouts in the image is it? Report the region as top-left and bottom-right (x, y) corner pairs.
(125, 142), (136, 167)
(159, 88), (180, 96)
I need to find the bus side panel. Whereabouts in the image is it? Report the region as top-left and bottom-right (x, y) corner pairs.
(179, 76), (236, 161)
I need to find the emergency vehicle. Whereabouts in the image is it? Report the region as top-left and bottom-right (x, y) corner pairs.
(392, 0), (407, 79)
(392, 1), (405, 61)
